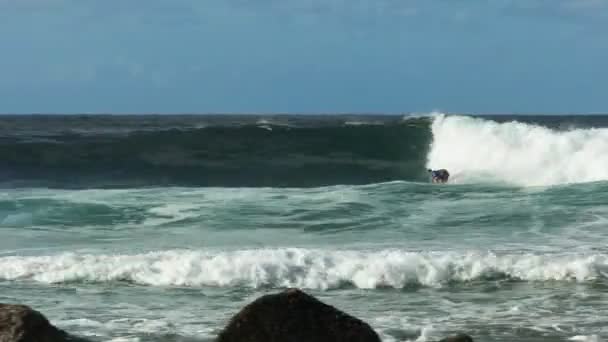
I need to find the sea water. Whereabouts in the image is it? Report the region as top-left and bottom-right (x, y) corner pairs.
(1, 113), (607, 342)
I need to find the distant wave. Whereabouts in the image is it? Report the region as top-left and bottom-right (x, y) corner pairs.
(1, 248), (607, 289)
(0, 116), (433, 188)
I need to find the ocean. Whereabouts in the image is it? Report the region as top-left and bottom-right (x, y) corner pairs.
(1, 113), (607, 342)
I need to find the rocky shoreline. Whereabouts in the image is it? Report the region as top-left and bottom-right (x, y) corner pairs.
(0, 289), (473, 342)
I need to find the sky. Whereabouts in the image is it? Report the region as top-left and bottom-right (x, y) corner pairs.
(0, 0), (607, 114)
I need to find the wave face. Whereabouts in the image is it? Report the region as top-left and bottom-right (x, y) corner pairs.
(428, 115), (608, 186)
(2, 248), (607, 289)
(0, 115), (431, 188)
(2, 114), (608, 188)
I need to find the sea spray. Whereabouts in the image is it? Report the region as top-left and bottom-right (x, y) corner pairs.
(1, 249), (606, 289)
(427, 115), (608, 186)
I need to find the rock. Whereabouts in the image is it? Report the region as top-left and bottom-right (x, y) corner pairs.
(0, 303), (75, 342)
(217, 288), (381, 342)
(438, 333), (474, 342)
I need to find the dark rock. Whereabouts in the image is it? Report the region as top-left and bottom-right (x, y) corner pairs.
(217, 288), (381, 342)
(0, 303), (76, 342)
(438, 333), (474, 342)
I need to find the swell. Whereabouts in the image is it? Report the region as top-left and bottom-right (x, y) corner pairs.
(4, 181), (608, 229)
(3, 113), (608, 188)
(0, 117), (432, 188)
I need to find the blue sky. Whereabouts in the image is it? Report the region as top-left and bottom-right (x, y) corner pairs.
(1, 0), (607, 114)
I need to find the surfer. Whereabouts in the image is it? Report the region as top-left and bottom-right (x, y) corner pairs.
(427, 169), (449, 183)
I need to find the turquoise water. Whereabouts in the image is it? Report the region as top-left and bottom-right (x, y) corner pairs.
(2, 181), (608, 342)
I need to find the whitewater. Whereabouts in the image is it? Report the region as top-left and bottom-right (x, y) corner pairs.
(2, 249), (608, 288)
(427, 114), (608, 186)
(1, 114), (608, 342)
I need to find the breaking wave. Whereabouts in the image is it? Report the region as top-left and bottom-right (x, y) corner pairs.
(1, 248), (607, 289)
(427, 115), (608, 186)
(3, 113), (608, 188)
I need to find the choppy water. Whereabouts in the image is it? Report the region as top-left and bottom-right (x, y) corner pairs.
(1, 114), (608, 342)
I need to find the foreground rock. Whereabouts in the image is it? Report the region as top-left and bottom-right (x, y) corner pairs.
(217, 288), (381, 342)
(0, 303), (78, 342)
(439, 333), (474, 342)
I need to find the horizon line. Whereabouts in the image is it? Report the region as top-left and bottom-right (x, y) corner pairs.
(1, 112), (608, 116)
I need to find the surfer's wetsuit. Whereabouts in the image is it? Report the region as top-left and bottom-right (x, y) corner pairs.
(428, 169), (449, 183)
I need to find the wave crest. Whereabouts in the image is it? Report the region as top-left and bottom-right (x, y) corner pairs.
(1, 248), (606, 289)
(427, 115), (608, 186)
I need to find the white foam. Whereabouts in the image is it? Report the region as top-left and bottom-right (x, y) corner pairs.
(107, 338), (140, 342)
(414, 325), (436, 342)
(143, 203), (201, 226)
(56, 313), (214, 341)
(1, 248), (607, 289)
(427, 115), (608, 186)
(570, 335), (602, 342)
